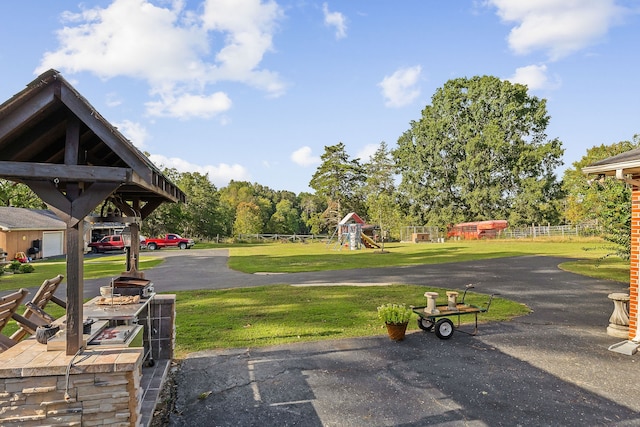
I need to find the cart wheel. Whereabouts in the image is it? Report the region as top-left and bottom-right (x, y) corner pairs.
(434, 319), (454, 340)
(417, 317), (434, 331)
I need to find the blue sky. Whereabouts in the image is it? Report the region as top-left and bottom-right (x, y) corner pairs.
(1, 1), (639, 194)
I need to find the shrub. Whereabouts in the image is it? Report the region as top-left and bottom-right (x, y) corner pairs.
(8, 261), (21, 273)
(18, 263), (35, 274)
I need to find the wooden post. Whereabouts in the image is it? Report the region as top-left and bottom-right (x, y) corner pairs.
(66, 219), (84, 355)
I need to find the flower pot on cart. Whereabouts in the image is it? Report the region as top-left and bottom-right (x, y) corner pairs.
(385, 322), (409, 341)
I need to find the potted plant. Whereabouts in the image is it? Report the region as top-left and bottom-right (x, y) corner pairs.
(377, 303), (413, 341)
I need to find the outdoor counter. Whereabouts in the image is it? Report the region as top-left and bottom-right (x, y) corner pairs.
(0, 339), (144, 426)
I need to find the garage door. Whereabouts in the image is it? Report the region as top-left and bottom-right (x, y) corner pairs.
(42, 231), (64, 258)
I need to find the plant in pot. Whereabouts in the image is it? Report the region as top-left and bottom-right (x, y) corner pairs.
(377, 303), (413, 341)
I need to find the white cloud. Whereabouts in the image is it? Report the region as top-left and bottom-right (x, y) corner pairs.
(378, 65), (421, 108)
(507, 64), (560, 91)
(37, 0), (285, 118)
(488, 0), (627, 60)
(148, 154), (250, 188)
(322, 3), (347, 39)
(145, 91), (232, 119)
(291, 146), (320, 167)
(114, 120), (149, 148)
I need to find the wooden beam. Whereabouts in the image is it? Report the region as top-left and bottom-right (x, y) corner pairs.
(59, 85), (152, 180)
(0, 84), (57, 141)
(64, 114), (80, 165)
(129, 172), (182, 203)
(65, 220), (84, 355)
(140, 199), (164, 219)
(24, 179), (120, 226)
(71, 182), (121, 220)
(0, 111), (66, 162)
(23, 179), (71, 214)
(0, 162), (130, 182)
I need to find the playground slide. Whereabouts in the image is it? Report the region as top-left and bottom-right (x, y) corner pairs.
(360, 233), (381, 249)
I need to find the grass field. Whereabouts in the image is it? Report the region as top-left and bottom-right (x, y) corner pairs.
(227, 238), (629, 282)
(174, 284), (529, 356)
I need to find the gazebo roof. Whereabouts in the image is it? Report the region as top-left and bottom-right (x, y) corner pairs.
(0, 70), (186, 354)
(0, 69), (185, 217)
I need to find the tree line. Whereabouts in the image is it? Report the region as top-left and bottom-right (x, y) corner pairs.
(1, 75), (636, 253)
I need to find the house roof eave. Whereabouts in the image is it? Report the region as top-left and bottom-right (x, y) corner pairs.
(582, 160), (640, 177)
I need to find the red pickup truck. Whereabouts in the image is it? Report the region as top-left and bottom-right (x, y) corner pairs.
(143, 233), (195, 251)
(88, 235), (124, 253)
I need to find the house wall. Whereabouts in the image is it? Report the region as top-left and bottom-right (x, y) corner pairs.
(630, 189), (639, 338)
(2, 230), (41, 261)
(0, 230), (66, 261)
(0, 232), (6, 255)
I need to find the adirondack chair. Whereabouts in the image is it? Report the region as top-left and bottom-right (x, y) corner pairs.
(9, 274), (66, 342)
(0, 288), (30, 352)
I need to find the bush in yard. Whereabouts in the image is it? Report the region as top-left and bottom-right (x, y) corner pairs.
(8, 261), (21, 273)
(18, 263), (35, 274)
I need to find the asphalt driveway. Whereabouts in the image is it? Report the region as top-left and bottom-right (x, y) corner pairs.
(119, 249), (638, 426)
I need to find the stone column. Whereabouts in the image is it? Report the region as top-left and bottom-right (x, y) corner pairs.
(446, 291), (459, 311)
(424, 292), (439, 314)
(607, 292), (630, 338)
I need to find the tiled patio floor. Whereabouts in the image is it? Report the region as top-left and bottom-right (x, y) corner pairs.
(140, 359), (171, 427)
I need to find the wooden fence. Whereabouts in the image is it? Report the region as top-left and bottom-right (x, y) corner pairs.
(236, 234), (329, 243)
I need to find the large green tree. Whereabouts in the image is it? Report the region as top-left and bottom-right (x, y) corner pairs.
(175, 172), (225, 239)
(219, 181), (277, 234)
(309, 143), (365, 230)
(142, 169), (226, 239)
(233, 202), (263, 236)
(298, 192), (327, 234)
(362, 142), (404, 240)
(0, 179), (45, 208)
(393, 75), (564, 228)
(267, 199), (303, 234)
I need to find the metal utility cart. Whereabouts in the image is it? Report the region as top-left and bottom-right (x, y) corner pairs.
(412, 285), (497, 340)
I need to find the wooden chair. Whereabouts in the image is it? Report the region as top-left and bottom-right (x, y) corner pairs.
(0, 288), (30, 352)
(9, 274), (66, 342)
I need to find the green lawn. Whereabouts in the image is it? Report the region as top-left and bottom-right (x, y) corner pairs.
(227, 238), (629, 281)
(173, 284), (528, 357)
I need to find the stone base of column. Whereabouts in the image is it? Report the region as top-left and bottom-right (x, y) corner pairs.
(607, 323), (629, 339)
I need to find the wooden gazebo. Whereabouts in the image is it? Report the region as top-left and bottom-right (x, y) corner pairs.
(0, 69), (185, 355)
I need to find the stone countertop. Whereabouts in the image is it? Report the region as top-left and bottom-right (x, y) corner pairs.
(0, 339), (143, 378)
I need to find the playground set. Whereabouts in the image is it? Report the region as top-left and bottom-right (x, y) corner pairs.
(330, 212), (381, 250)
